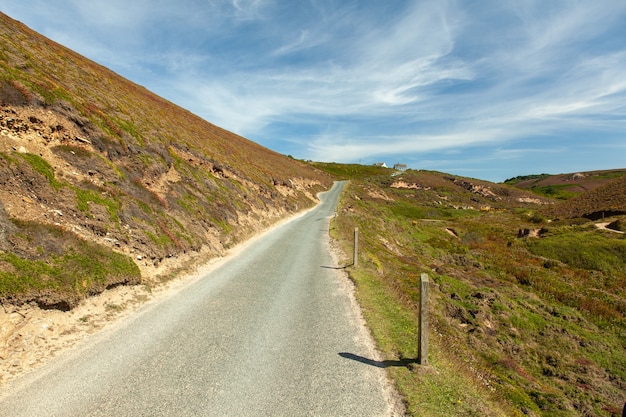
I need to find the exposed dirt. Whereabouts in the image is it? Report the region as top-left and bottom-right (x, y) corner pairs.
(0, 106), (88, 226)
(595, 222), (625, 234)
(1, 279), (154, 386)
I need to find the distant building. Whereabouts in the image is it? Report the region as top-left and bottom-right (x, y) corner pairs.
(393, 163), (408, 171)
(373, 162), (387, 168)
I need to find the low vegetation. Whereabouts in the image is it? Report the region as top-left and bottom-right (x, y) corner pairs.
(315, 163), (626, 416)
(504, 174), (551, 185)
(545, 175), (626, 220)
(0, 220), (140, 310)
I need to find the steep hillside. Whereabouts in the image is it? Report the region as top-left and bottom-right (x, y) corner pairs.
(0, 13), (331, 309)
(316, 164), (626, 416)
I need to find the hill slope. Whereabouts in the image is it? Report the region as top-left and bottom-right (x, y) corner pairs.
(315, 164), (626, 416)
(505, 169), (626, 200)
(0, 12), (331, 309)
(545, 174), (626, 220)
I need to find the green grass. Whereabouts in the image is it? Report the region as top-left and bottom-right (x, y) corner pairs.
(0, 222), (140, 305)
(0, 248), (138, 294)
(116, 118), (144, 144)
(145, 230), (173, 248)
(530, 184), (579, 200)
(526, 230), (626, 275)
(17, 152), (64, 189)
(75, 187), (121, 223)
(346, 251), (512, 416)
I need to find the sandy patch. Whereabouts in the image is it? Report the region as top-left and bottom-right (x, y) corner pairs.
(595, 222), (625, 234)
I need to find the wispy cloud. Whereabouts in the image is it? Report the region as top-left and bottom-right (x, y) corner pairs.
(230, 0), (271, 20)
(3, 0), (626, 181)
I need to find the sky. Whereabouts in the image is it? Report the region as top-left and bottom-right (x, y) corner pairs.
(3, 0), (626, 182)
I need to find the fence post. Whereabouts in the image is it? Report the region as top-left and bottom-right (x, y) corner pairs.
(353, 227), (359, 266)
(418, 273), (429, 365)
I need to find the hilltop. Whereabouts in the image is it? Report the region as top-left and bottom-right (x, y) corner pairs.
(0, 12), (331, 310)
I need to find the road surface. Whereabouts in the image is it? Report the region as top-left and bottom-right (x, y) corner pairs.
(0, 181), (400, 416)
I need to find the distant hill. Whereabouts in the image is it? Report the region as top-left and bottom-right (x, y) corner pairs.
(0, 13), (331, 309)
(505, 169), (626, 219)
(545, 174), (626, 220)
(311, 163), (556, 210)
(505, 169), (626, 199)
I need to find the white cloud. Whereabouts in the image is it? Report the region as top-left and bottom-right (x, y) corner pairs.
(306, 126), (516, 164)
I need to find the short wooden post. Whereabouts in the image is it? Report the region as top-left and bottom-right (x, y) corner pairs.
(418, 273), (429, 365)
(353, 227), (359, 266)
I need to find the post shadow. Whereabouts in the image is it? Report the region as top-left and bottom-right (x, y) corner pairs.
(338, 352), (418, 369)
(320, 264), (352, 270)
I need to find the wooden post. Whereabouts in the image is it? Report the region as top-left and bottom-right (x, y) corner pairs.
(353, 227), (359, 266)
(418, 273), (429, 365)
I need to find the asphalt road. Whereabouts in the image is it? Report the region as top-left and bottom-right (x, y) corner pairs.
(0, 181), (398, 416)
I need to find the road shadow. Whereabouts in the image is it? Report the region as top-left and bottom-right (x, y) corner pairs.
(338, 352), (418, 369)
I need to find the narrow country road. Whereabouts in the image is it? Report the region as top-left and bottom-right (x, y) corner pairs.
(0, 181), (399, 416)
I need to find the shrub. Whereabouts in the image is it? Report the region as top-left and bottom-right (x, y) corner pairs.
(75, 187), (121, 223)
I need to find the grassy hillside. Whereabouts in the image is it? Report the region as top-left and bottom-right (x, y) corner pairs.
(545, 175), (626, 220)
(316, 164), (626, 416)
(506, 169), (626, 201)
(508, 168), (626, 220)
(0, 13), (331, 309)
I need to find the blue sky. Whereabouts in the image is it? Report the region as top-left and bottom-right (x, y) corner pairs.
(3, 0), (626, 182)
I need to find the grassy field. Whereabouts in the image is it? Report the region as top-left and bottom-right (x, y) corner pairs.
(318, 164), (626, 416)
